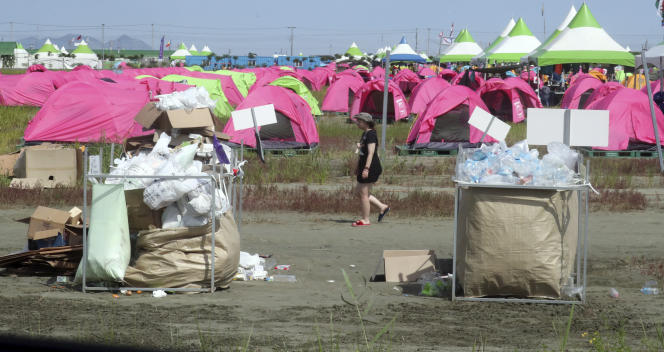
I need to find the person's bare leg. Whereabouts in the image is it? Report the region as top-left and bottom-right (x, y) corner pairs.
(369, 194), (388, 213)
(359, 183), (371, 224)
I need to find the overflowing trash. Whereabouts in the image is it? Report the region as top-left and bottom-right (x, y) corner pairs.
(419, 273), (453, 298)
(641, 280), (660, 295)
(155, 86), (217, 111)
(236, 251), (295, 282)
(456, 140), (583, 186)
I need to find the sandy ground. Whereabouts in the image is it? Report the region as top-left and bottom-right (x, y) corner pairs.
(0, 207), (663, 351)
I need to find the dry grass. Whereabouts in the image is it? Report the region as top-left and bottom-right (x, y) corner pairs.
(0, 106), (39, 154)
(590, 189), (648, 212)
(0, 184), (83, 208)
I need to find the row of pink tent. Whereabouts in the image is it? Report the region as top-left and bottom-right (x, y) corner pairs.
(561, 75), (664, 150)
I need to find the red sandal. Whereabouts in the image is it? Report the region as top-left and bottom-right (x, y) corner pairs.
(351, 220), (371, 227)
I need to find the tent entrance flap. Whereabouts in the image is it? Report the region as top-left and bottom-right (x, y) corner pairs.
(259, 111), (296, 141)
(367, 91), (395, 119)
(431, 105), (471, 142)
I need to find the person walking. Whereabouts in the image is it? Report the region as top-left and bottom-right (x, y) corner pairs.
(352, 113), (390, 227)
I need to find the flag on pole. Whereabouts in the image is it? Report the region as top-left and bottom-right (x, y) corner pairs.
(76, 35), (82, 40)
(159, 35), (164, 59)
(658, 0), (664, 26)
(166, 41), (171, 48)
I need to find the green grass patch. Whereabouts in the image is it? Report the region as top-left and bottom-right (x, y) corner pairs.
(0, 106), (39, 154)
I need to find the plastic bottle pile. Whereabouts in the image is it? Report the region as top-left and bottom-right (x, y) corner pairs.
(107, 132), (231, 228)
(455, 141), (583, 186)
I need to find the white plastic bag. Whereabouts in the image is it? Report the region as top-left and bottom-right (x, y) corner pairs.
(161, 203), (183, 229)
(155, 86), (217, 111)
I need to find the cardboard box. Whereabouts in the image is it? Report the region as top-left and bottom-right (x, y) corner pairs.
(383, 250), (437, 283)
(134, 103), (230, 141)
(13, 148), (77, 187)
(26, 206), (71, 241)
(0, 152), (20, 177)
(125, 189), (162, 232)
(68, 207), (82, 225)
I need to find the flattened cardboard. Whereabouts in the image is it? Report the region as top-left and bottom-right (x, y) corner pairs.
(27, 206), (70, 240)
(133, 102), (215, 131)
(125, 189), (162, 232)
(134, 102), (162, 130)
(68, 207), (82, 225)
(383, 250), (437, 283)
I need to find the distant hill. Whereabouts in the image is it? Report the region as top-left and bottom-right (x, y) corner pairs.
(19, 33), (150, 51)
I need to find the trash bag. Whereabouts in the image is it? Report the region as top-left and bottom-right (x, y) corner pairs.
(74, 184), (130, 283)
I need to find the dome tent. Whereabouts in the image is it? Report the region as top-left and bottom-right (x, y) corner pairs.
(439, 29), (484, 63)
(409, 77), (452, 116)
(223, 85), (319, 149)
(268, 75), (322, 115)
(478, 77), (542, 123)
(482, 18), (541, 63)
(407, 85), (497, 150)
(170, 43), (191, 60)
(393, 68), (421, 94)
(321, 74), (365, 113)
(525, 4), (634, 66)
(350, 79), (410, 121)
(388, 37), (426, 63)
(586, 88), (664, 150)
(561, 75), (603, 109)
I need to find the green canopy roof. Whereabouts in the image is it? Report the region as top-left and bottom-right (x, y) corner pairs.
(160, 74), (234, 118)
(185, 65), (204, 72)
(483, 18), (516, 54)
(527, 4), (634, 66)
(455, 29), (475, 43)
(72, 41), (95, 55)
(269, 76), (321, 115)
(345, 42), (364, 57)
(37, 40), (59, 54)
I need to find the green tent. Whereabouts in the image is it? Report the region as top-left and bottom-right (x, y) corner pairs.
(160, 74), (234, 118)
(134, 74), (156, 79)
(484, 18), (541, 63)
(170, 43), (191, 60)
(212, 70), (256, 97)
(345, 42), (364, 57)
(269, 76), (321, 116)
(185, 65), (204, 72)
(526, 4), (634, 66)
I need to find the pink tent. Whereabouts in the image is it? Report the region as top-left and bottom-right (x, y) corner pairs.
(250, 69), (302, 93)
(350, 79), (410, 121)
(173, 71), (244, 107)
(418, 67), (436, 78)
(561, 76), (603, 109)
(0, 71), (58, 106)
(299, 69), (330, 91)
(407, 85), (497, 147)
(0, 74), (24, 105)
(335, 69), (363, 82)
(371, 66), (385, 81)
(27, 64), (47, 73)
(393, 69), (421, 94)
(568, 72), (592, 86)
(585, 88), (664, 150)
(451, 69), (484, 91)
(642, 80), (663, 95)
(478, 77), (542, 123)
(321, 74), (365, 113)
(223, 85), (319, 149)
(585, 82), (624, 108)
(24, 81), (164, 143)
(519, 70), (543, 89)
(409, 77), (452, 115)
(440, 69), (457, 81)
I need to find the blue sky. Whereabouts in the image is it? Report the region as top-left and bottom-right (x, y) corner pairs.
(2, 0), (663, 55)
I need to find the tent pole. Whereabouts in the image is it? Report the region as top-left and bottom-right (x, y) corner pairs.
(381, 50), (391, 155)
(660, 57), (663, 93)
(642, 49), (664, 173)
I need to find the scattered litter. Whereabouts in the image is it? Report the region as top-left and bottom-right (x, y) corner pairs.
(641, 281), (659, 295)
(238, 252), (269, 280)
(274, 265), (291, 271)
(120, 289), (133, 296)
(152, 290), (167, 298)
(327, 280), (335, 283)
(418, 273), (453, 297)
(270, 275), (296, 283)
(349, 264), (356, 268)
(56, 276), (70, 284)
(609, 288), (619, 298)
(155, 86), (217, 111)
(136, 290), (142, 294)
(112, 294), (119, 299)
(392, 286), (403, 293)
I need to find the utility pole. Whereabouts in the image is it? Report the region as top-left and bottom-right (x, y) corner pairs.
(10, 22), (13, 42)
(151, 24), (154, 50)
(288, 26), (295, 57)
(415, 28), (418, 52)
(101, 23), (105, 61)
(427, 28), (430, 56)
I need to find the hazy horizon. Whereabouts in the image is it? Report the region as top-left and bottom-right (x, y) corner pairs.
(2, 0), (663, 56)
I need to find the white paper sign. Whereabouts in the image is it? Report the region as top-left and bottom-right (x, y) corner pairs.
(231, 104), (277, 131)
(527, 108), (609, 147)
(88, 155), (101, 175)
(468, 107), (511, 142)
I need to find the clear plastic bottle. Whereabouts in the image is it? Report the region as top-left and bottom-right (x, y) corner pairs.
(640, 287), (660, 295)
(271, 275), (296, 282)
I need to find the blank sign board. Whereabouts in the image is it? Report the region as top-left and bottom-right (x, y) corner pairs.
(468, 107), (511, 142)
(231, 104), (277, 131)
(527, 108), (609, 147)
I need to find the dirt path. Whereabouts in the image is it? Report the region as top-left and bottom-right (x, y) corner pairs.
(0, 209), (663, 351)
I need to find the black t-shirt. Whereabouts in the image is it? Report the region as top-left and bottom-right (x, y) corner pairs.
(357, 130), (382, 181)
